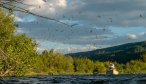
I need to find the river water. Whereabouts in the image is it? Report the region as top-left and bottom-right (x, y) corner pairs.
(1, 74), (146, 84)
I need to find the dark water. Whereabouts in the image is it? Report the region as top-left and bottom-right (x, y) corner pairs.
(1, 74), (146, 84)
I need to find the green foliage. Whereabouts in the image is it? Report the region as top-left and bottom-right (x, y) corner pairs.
(142, 53), (146, 62)
(0, 9), (37, 76)
(93, 61), (106, 74)
(73, 58), (94, 73)
(27, 50), (74, 75)
(0, 10), (15, 47)
(124, 60), (146, 74)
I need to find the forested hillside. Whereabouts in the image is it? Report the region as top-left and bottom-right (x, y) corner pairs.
(68, 41), (146, 63)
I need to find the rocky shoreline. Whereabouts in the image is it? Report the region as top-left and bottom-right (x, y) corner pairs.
(1, 74), (146, 84)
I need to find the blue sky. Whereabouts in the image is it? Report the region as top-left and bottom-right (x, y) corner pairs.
(15, 0), (146, 53)
(110, 27), (146, 36)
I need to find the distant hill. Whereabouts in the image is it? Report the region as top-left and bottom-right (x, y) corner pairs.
(67, 41), (146, 63)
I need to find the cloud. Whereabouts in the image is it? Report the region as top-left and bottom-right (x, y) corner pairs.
(14, 16), (23, 22)
(36, 47), (45, 53)
(102, 32), (146, 46)
(17, 19), (113, 45)
(21, 0), (67, 17)
(24, 0), (45, 6)
(127, 34), (137, 40)
(14, 0), (146, 53)
(16, 28), (26, 33)
(138, 32), (146, 36)
(16, 0), (146, 27)
(61, 0), (146, 27)
(55, 45), (97, 53)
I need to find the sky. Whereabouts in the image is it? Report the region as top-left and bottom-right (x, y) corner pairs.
(14, 0), (146, 53)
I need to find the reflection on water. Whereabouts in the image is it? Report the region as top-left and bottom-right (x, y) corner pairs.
(1, 74), (146, 84)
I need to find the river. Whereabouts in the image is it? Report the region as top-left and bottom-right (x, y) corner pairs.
(1, 74), (146, 84)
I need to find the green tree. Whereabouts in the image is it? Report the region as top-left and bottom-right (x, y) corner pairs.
(74, 58), (94, 74)
(125, 60), (146, 74)
(0, 9), (37, 76)
(93, 61), (106, 74)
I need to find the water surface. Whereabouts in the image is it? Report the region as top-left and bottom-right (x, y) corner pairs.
(1, 74), (146, 84)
